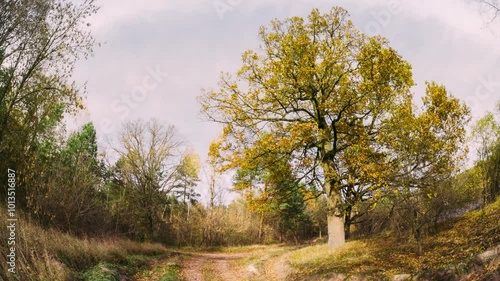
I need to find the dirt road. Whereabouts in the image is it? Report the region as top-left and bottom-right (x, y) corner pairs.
(180, 252), (258, 281)
(133, 245), (297, 280)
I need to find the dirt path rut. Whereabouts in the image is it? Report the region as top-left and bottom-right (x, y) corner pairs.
(180, 252), (255, 281)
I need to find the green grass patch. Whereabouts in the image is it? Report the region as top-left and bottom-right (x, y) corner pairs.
(82, 262), (122, 281)
(134, 254), (183, 281)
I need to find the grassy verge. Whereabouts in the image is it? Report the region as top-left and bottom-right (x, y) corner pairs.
(0, 212), (168, 281)
(83, 254), (180, 281)
(176, 244), (288, 254)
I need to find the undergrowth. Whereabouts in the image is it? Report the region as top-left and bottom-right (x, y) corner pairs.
(0, 211), (168, 281)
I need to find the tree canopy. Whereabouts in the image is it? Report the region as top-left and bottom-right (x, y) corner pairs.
(200, 7), (470, 247)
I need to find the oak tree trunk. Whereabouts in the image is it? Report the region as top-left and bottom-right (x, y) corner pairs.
(327, 209), (345, 248)
(325, 180), (345, 248)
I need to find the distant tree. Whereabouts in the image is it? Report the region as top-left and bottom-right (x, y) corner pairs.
(172, 150), (201, 217)
(305, 194), (328, 239)
(206, 137), (226, 209)
(486, 102), (500, 202)
(234, 153), (311, 242)
(472, 103), (500, 203)
(472, 112), (499, 205)
(114, 119), (183, 240)
(56, 123), (108, 233)
(30, 123), (109, 234)
(200, 139), (227, 246)
(486, 140), (500, 202)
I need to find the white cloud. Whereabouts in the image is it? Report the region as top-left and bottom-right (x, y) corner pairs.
(89, 0), (213, 33)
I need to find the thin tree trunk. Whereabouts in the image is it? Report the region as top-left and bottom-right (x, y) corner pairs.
(344, 205), (352, 240)
(258, 212), (264, 241)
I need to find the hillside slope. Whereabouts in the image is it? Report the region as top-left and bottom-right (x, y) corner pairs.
(282, 197), (500, 280)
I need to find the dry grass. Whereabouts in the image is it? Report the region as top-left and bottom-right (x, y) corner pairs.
(179, 243), (288, 254)
(0, 212), (167, 281)
(286, 241), (383, 279)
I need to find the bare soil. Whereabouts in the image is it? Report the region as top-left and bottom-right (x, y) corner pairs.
(180, 252), (259, 281)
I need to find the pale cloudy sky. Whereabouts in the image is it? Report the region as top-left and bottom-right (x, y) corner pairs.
(69, 0), (500, 201)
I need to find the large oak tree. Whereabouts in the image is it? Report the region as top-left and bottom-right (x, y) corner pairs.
(200, 7), (468, 247)
(200, 7), (414, 247)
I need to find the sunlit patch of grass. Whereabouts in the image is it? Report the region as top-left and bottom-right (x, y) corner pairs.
(287, 241), (384, 279)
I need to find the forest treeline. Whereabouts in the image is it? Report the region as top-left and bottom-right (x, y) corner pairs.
(1, 0), (500, 262)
